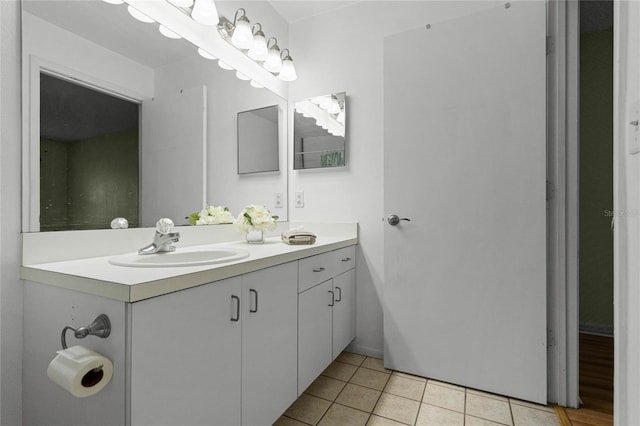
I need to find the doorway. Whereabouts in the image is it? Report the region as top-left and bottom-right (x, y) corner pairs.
(565, 1), (614, 424)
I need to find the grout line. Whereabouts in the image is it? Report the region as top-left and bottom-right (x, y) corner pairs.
(508, 395), (515, 426)
(463, 388), (467, 425)
(282, 413), (314, 425)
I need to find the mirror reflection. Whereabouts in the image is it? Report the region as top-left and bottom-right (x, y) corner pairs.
(238, 105), (280, 174)
(294, 92), (346, 170)
(22, 0), (288, 232)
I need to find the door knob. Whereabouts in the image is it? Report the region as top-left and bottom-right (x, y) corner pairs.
(387, 214), (411, 226)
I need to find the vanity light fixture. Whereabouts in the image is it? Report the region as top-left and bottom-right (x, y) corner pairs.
(127, 5), (155, 23)
(192, 0), (219, 26)
(159, 25), (182, 39)
(231, 8), (254, 49)
(102, 0), (124, 4)
(235, 71), (251, 81)
(279, 49), (297, 82)
(263, 37), (282, 73)
(327, 96), (341, 114)
(247, 24), (268, 61)
(250, 80), (264, 89)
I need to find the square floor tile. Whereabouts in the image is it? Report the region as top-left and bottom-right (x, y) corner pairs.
(323, 361), (359, 382)
(511, 404), (560, 426)
(467, 388), (509, 402)
(318, 403), (370, 426)
(350, 367), (391, 391)
(465, 415), (507, 426)
(284, 394), (332, 425)
(509, 398), (556, 413)
(336, 383), (382, 413)
(466, 393), (513, 425)
(422, 381), (465, 413)
(385, 375), (426, 401)
(416, 403), (464, 426)
(337, 352), (367, 367)
(305, 375), (347, 401)
(274, 416), (309, 426)
(362, 357), (392, 373)
(392, 371), (427, 383)
(427, 379), (465, 392)
(366, 415), (406, 426)
(373, 393), (421, 425)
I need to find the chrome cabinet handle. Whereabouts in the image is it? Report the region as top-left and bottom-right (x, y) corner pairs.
(388, 214), (411, 226)
(231, 295), (240, 322)
(313, 267), (326, 273)
(328, 290), (335, 307)
(341, 257), (351, 262)
(249, 289), (258, 313)
(335, 286), (342, 302)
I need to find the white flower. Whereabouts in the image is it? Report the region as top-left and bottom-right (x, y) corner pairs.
(234, 204), (279, 232)
(189, 205), (234, 225)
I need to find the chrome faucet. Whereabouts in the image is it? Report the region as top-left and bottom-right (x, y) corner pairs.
(139, 218), (180, 255)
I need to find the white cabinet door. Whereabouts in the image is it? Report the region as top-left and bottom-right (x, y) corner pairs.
(130, 277), (242, 426)
(242, 262), (298, 426)
(298, 280), (334, 394)
(332, 269), (356, 359)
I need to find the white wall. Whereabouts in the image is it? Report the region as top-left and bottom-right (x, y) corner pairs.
(0, 1), (24, 424)
(614, 1), (640, 423)
(288, 1), (501, 357)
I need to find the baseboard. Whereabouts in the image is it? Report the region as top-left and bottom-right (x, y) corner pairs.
(346, 342), (384, 359)
(579, 323), (614, 336)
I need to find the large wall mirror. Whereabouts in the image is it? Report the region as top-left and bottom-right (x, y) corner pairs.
(294, 92), (346, 170)
(21, 0), (288, 232)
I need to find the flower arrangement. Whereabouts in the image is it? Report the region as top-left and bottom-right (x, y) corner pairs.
(234, 204), (279, 233)
(188, 205), (234, 225)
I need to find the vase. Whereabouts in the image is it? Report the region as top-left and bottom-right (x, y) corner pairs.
(245, 228), (265, 244)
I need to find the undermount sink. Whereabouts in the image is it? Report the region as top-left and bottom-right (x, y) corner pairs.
(109, 247), (250, 268)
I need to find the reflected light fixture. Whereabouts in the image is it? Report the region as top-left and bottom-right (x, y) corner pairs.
(102, 0), (124, 4)
(327, 96), (341, 114)
(250, 80), (264, 89)
(231, 8), (253, 49)
(167, 0), (194, 7)
(159, 25), (182, 39)
(279, 49), (297, 82)
(247, 24), (268, 61)
(235, 71), (251, 81)
(127, 5), (155, 23)
(197, 48), (217, 60)
(263, 37), (282, 73)
(218, 61), (234, 70)
(192, 0), (219, 26)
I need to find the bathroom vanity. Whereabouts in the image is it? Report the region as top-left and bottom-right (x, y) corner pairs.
(21, 223), (357, 426)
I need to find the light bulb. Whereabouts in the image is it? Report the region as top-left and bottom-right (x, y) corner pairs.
(235, 71), (250, 81)
(218, 61), (234, 70)
(197, 48), (217, 60)
(231, 16), (253, 49)
(319, 96), (332, 110)
(127, 6), (155, 23)
(327, 97), (341, 114)
(337, 110), (346, 124)
(263, 45), (282, 73)
(192, 0), (219, 26)
(279, 55), (297, 81)
(248, 32), (268, 61)
(159, 25), (181, 39)
(250, 80), (264, 89)
(167, 0), (194, 7)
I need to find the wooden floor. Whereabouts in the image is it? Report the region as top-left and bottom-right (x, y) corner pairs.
(562, 333), (614, 426)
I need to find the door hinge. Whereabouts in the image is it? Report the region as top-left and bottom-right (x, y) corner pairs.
(546, 36), (553, 56)
(546, 180), (555, 201)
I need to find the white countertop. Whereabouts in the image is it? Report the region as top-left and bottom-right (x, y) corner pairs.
(21, 234), (357, 302)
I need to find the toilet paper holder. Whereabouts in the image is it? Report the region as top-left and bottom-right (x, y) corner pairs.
(61, 314), (111, 350)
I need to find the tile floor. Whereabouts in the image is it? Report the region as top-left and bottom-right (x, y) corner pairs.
(275, 352), (560, 426)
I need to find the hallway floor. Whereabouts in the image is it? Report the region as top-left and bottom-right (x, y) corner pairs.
(275, 352), (560, 426)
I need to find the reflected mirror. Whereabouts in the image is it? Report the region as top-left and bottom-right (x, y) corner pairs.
(238, 105), (280, 174)
(22, 0), (288, 232)
(294, 92), (346, 170)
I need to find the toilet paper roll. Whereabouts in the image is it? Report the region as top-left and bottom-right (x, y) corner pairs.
(47, 345), (113, 398)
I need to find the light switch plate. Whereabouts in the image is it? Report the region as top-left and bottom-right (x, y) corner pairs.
(295, 192), (304, 208)
(628, 100), (640, 155)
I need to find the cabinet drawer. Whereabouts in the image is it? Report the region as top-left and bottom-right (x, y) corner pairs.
(299, 251), (334, 293)
(333, 246), (356, 276)
(298, 246), (356, 293)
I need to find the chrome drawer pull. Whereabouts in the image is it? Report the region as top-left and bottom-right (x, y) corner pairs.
(341, 257), (351, 262)
(328, 290), (335, 307)
(313, 267), (326, 272)
(335, 286), (342, 302)
(249, 289), (258, 313)
(231, 295), (240, 322)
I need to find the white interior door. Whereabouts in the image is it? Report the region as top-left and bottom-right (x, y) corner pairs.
(140, 86), (206, 227)
(383, 2), (547, 403)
